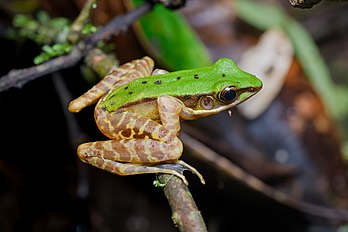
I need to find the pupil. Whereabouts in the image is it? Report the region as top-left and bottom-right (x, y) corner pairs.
(224, 89), (236, 102)
(218, 86), (238, 103)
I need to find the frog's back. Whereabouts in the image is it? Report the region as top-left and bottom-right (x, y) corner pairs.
(99, 58), (256, 112)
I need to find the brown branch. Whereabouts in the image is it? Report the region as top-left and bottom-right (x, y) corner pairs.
(84, 48), (118, 77)
(158, 174), (208, 232)
(68, 0), (97, 43)
(180, 132), (348, 223)
(289, 0), (348, 8)
(288, 0), (321, 8)
(152, 0), (187, 9)
(0, 2), (152, 92)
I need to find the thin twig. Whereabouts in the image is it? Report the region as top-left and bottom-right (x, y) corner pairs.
(0, 2), (152, 92)
(68, 0), (97, 43)
(158, 174), (208, 232)
(288, 0), (321, 8)
(180, 132), (348, 223)
(84, 48), (118, 77)
(288, 0), (348, 8)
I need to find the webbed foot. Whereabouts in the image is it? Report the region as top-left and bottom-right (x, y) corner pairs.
(153, 160), (205, 185)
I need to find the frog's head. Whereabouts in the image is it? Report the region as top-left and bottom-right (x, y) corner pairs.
(188, 58), (262, 118)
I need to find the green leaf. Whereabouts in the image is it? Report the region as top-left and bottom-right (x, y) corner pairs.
(234, 0), (286, 30)
(82, 23), (97, 35)
(42, 44), (55, 55)
(132, 0), (211, 70)
(12, 11), (70, 44)
(33, 53), (50, 64)
(34, 43), (72, 64)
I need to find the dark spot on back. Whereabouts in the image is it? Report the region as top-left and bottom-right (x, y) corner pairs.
(194, 74), (199, 79)
(222, 73), (226, 77)
(129, 91), (133, 94)
(154, 80), (162, 84)
(124, 86), (128, 90)
(142, 81), (147, 84)
(177, 76), (181, 80)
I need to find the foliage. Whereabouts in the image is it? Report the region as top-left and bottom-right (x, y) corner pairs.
(81, 23), (97, 35)
(33, 43), (72, 64)
(12, 11), (70, 44)
(132, 0), (211, 70)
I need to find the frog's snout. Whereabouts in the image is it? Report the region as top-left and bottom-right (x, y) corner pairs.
(250, 84), (262, 94)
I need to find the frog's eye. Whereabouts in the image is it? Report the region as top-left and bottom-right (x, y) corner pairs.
(218, 86), (238, 103)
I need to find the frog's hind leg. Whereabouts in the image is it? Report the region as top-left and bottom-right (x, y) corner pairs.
(78, 111), (204, 184)
(76, 137), (192, 184)
(77, 139), (204, 185)
(78, 144), (190, 184)
(69, 56), (154, 112)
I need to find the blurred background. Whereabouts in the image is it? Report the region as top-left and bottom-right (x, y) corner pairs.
(0, 0), (348, 231)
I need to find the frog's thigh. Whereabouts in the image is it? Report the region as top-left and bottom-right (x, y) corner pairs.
(77, 138), (182, 165)
(92, 110), (183, 159)
(76, 139), (185, 179)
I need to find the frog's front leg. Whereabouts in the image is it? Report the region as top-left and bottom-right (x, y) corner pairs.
(69, 56), (154, 113)
(77, 110), (204, 185)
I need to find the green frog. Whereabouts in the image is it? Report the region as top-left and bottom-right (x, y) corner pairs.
(69, 56), (262, 184)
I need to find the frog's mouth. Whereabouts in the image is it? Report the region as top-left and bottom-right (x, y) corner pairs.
(237, 85), (262, 104)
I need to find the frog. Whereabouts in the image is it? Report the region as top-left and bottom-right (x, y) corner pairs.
(68, 56), (262, 185)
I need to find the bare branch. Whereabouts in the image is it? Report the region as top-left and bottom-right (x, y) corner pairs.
(68, 0), (97, 43)
(180, 132), (348, 222)
(158, 174), (208, 232)
(288, 0), (321, 8)
(289, 0), (348, 8)
(0, 2), (152, 92)
(152, 0), (187, 9)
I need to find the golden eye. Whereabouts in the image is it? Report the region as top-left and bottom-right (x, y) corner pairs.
(218, 86), (238, 103)
(200, 96), (214, 110)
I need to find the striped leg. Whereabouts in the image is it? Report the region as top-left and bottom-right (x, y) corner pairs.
(76, 110), (192, 183)
(153, 70), (205, 184)
(77, 110), (204, 184)
(157, 95), (205, 184)
(68, 56), (154, 112)
(77, 138), (190, 183)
